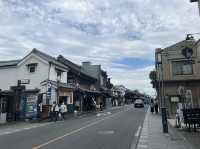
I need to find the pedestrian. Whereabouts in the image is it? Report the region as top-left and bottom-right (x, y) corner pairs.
(154, 100), (159, 114)
(38, 101), (43, 121)
(150, 100), (154, 114)
(176, 104), (183, 128)
(60, 102), (67, 120)
(50, 101), (56, 122)
(100, 102), (103, 111)
(54, 103), (59, 122)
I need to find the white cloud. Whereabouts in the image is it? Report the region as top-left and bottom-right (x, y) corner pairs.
(0, 0), (199, 95)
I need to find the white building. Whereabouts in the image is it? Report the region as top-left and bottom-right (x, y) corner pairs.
(0, 49), (69, 120)
(0, 48), (69, 103)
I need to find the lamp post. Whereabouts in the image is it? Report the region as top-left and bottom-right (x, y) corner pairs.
(156, 50), (168, 133)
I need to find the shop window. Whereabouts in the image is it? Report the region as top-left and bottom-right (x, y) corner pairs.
(172, 61), (193, 75)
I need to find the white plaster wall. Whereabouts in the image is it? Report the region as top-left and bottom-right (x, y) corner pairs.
(49, 65), (57, 82)
(17, 54), (49, 91)
(0, 67), (18, 90)
(0, 53), (68, 93)
(61, 71), (67, 83)
(49, 65), (67, 83)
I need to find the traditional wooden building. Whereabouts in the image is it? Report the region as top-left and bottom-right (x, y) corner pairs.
(57, 55), (100, 112)
(153, 37), (200, 117)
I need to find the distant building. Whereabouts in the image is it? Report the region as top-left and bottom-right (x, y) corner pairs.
(81, 61), (112, 108)
(111, 85), (126, 106)
(153, 37), (200, 116)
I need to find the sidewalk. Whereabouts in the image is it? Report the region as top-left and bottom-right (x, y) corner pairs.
(137, 109), (194, 149)
(168, 119), (200, 149)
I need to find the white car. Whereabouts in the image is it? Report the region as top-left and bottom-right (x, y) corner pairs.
(134, 99), (144, 108)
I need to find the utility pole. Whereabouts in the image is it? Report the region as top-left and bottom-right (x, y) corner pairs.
(160, 53), (168, 133)
(156, 50), (168, 133)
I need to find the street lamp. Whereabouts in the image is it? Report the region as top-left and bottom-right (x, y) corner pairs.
(156, 50), (168, 133)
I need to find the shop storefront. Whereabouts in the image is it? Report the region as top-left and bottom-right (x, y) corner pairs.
(58, 86), (74, 113)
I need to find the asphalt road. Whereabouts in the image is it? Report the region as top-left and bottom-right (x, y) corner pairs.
(0, 105), (147, 149)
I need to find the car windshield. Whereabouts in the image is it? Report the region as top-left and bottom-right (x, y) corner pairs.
(135, 99), (143, 103)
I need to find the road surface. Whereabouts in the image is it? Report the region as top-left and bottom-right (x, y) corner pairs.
(0, 105), (147, 149)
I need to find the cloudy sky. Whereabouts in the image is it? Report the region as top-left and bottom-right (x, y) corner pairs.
(0, 0), (200, 95)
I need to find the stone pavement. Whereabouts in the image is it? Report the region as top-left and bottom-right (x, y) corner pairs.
(137, 109), (194, 149)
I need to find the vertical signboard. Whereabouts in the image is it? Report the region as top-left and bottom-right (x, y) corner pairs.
(25, 94), (38, 118)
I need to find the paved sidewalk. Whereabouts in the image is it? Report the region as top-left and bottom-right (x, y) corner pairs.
(168, 119), (200, 149)
(137, 109), (194, 149)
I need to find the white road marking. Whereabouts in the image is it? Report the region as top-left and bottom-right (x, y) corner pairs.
(0, 123), (51, 136)
(97, 130), (115, 135)
(33, 108), (131, 149)
(106, 112), (111, 115)
(137, 144), (147, 148)
(135, 125), (142, 137)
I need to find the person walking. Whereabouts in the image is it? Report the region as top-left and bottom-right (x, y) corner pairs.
(38, 101), (43, 121)
(50, 101), (56, 121)
(54, 103), (59, 122)
(176, 104), (183, 128)
(60, 102), (67, 120)
(150, 100), (154, 114)
(154, 100), (159, 114)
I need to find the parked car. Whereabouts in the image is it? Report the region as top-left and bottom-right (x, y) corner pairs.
(134, 99), (144, 108)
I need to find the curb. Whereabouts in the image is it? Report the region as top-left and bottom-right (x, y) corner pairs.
(133, 108), (149, 149)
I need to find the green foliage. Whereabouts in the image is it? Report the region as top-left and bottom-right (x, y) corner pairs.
(149, 70), (156, 81)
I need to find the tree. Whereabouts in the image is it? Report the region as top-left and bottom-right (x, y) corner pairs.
(149, 70), (157, 89)
(149, 70), (156, 81)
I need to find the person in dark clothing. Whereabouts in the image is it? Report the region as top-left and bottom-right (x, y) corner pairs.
(154, 100), (159, 114)
(150, 100), (154, 114)
(100, 102), (103, 111)
(50, 102), (56, 121)
(54, 103), (59, 122)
